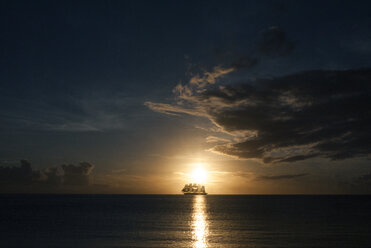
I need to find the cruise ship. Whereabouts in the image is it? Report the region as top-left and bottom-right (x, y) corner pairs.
(182, 183), (207, 195)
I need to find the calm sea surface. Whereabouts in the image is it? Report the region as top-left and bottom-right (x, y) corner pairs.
(0, 195), (370, 247)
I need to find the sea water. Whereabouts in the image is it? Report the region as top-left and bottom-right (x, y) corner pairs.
(0, 195), (370, 247)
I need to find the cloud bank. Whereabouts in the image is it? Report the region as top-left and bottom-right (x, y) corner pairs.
(0, 160), (95, 188)
(146, 68), (371, 163)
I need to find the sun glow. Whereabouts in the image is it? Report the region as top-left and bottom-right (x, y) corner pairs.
(191, 164), (207, 184)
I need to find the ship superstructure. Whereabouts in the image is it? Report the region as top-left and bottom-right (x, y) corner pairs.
(182, 183), (207, 195)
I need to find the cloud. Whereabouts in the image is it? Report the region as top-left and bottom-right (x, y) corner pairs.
(0, 160), (95, 189)
(189, 66), (235, 88)
(233, 171), (253, 178)
(0, 160), (33, 184)
(208, 69), (371, 162)
(62, 162), (94, 186)
(146, 26), (296, 117)
(0, 93), (137, 132)
(147, 68), (371, 163)
(40, 167), (64, 185)
(256, 173), (308, 180)
(205, 136), (231, 144)
(144, 101), (206, 117)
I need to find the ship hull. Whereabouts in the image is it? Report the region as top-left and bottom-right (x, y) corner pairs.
(183, 192), (208, 195)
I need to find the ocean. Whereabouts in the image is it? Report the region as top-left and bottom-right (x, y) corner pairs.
(0, 195), (370, 247)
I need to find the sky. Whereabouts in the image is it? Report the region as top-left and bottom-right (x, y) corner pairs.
(0, 0), (371, 194)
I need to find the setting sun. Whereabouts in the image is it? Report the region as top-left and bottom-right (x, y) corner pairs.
(191, 166), (207, 184)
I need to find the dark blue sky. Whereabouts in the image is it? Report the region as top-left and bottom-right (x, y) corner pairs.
(1, 0), (371, 193)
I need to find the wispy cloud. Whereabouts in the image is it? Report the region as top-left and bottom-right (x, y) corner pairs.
(0, 93), (139, 132)
(189, 66), (235, 88)
(256, 173), (308, 181)
(205, 136), (231, 144)
(144, 102), (206, 117)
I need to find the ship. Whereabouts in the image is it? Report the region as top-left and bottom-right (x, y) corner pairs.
(182, 183), (207, 195)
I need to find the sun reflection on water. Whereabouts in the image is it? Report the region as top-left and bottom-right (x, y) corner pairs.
(192, 195), (209, 248)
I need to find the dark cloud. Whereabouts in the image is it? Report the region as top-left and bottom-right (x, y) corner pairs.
(0, 160), (94, 189)
(148, 68), (371, 163)
(0, 160), (32, 185)
(256, 173), (308, 180)
(209, 69), (371, 162)
(37, 167), (64, 186)
(258, 26), (295, 57)
(273, 154), (319, 163)
(62, 162), (94, 185)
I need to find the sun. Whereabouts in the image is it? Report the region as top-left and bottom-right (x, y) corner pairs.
(191, 165), (207, 184)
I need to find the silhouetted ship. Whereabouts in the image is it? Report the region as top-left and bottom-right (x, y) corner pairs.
(182, 183), (207, 195)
